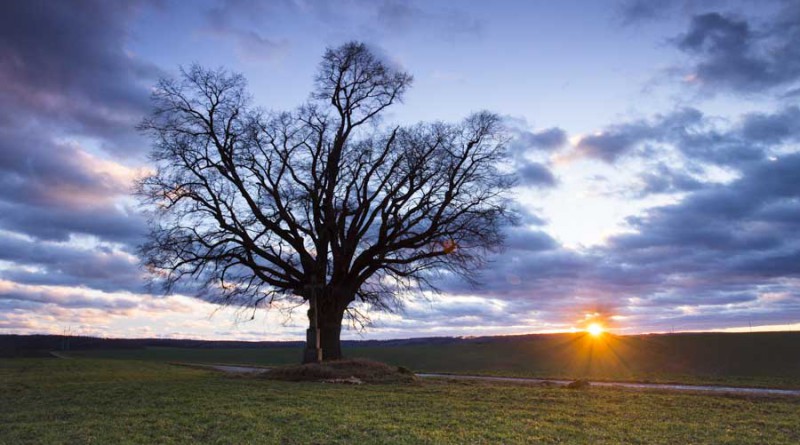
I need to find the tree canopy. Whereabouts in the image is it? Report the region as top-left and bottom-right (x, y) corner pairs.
(138, 42), (514, 361)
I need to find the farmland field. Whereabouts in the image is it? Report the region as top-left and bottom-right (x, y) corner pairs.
(63, 332), (800, 389)
(2, 358), (799, 445)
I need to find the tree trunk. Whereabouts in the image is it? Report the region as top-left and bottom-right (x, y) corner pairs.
(302, 292), (347, 363)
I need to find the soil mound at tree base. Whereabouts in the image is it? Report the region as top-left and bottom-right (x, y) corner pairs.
(566, 379), (591, 389)
(265, 359), (417, 384)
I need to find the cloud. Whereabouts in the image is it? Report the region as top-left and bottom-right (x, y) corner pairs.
(597, 154), (800, 327)
(575, 128), (647, 163)
(0, 0), (154, 245)
(638, 163), (707, 195)
(512, 127), (567, 154)
(0, 0), (154, 246)
(429, 101), (800, 333)
(209, 28), (290, 63)
(0, 233), (145, 293)
(503, 117), (562, 188)
(571, 106), (800, 172)
(1, 0), (798, 340)
(0, 133), (141, 205)
(202, 0), (483, 53)
(202, 0), (290, 63)
(0, 0), (488, 339)
(0, 0), (160, 153)
(617, 0), (680, 24)
(740, 106), (800, 144)
(0, 282), (221, 338)
(573, 107), (703, 163)
(621, 2), (800, 96)
(311, 0), (484, 41)
(0, 280), (139, 312)
(516, 161), (557, 187)
(673, 6), (800, 95)
(372, 0), (483, 39)
(505, 116), (568, 155)
(0, 201), (145, 246)
(0, 1), (157, 331)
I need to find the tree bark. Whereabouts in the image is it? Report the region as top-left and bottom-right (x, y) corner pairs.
(302, 291), (347, 363)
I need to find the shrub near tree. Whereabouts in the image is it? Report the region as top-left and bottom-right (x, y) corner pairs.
(139, 42), (514, 362)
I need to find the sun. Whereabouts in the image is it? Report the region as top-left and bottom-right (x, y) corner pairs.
(587, 322), (604, 337)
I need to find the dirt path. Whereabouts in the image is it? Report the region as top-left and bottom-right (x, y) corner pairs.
(201, 364), (268, 374)
(186, 363), (800, 397)
(417, 373), (800, 396)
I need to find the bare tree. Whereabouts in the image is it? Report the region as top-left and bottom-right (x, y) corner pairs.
(138, 42), (514, 362)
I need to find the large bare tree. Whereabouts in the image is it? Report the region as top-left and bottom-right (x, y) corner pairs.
(138, 42), (514, 362)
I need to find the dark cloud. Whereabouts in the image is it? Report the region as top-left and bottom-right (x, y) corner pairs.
(0, 0), (153, 246)
(504, 227), (559, 253)
(619, 0), (671, 23)
(740, 106), (800, 144)
(674, 6), (800, 95)
(442, 232), (589, 303)
(617, 0), (680, 24)
(572, 106), (800, 171)
(576, 128), (646, 163)
(511, 127), (567, 154)
(0, 287), (139, 312)
(0, 133), (128, 206)
(574, 108), (703, 163)
(0, 201), (145, 246)
(616, 0), (748, 25)
(504, 116), (568, 156)
(0, 233), (144, 293)
(516, 161), (557, 188)
(621, 1), (800, 96)
(0, 0), (159, 153)
(639, 163), (706, 195)
(511, 205), (549, 227)
(503, 117), (561, 189)
(530, 128), (568, 150)
(604, 153), (800, 311)
(0, 0), (152, 245)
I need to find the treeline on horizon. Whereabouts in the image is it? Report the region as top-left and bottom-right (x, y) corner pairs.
(3, 330), (799, 358)
(1, 333), (491, 356)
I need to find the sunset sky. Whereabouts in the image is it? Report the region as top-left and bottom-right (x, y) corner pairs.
(1, 0), (799, 340)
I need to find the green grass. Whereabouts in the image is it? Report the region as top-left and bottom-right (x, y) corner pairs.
(65, 346), (302, 366)
(1, 358), (799, 444)
(65, 332), (800, 389)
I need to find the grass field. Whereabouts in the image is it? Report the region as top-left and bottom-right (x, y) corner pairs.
(64, 332), (800, 389)
(2, 358), (799, 444)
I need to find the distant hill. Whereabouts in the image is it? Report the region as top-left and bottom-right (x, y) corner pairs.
(0, 334), (296, 356)
(0, 333), (469, 357)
